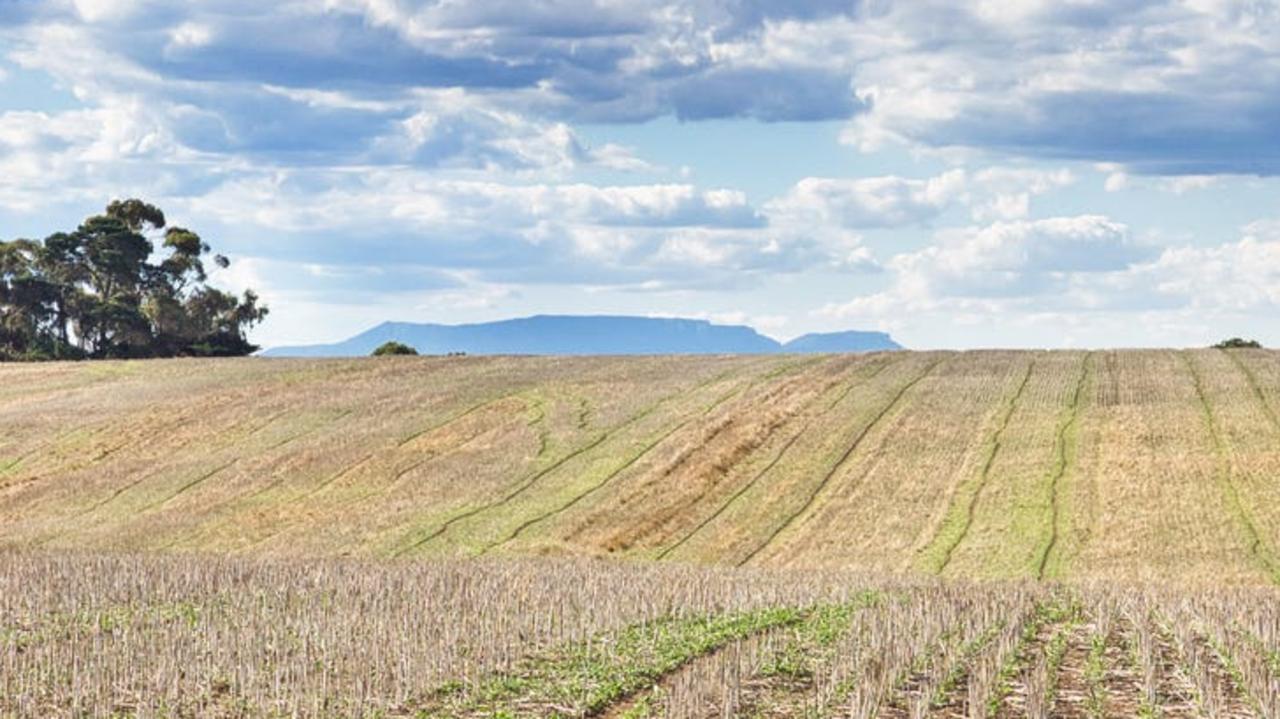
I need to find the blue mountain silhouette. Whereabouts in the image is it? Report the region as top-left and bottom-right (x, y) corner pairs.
(263, 315), (902, 357)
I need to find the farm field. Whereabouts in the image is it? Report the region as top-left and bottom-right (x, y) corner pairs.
(5, 552), (1280, 717)
(5, 349), (1280, 717)
(3, 349), (1280, 584)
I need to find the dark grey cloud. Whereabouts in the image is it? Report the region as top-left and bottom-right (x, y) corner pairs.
(4, 0), (873, 129)
(669, 66), (863, 122)
(6, 0), (1280, 223)
(934, 89), (1280, 175)
(168, 89), (399, 160)
(143, 13), (552, 91)
(844, 1), (1280, 174)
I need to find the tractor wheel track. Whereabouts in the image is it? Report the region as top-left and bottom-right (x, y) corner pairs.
(923, 356), (1034, 575)
(737, 357), (942, 566)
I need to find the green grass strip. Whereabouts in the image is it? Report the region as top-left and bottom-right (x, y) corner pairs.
(423, 595), (878, 719)
(1181, 351), (1280, 585)
(426, 607), (804, 718)
(917, 358), (1034, 574)
(1037, 352), (1093, 580)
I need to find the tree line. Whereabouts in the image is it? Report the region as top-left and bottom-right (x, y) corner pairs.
(0, 200), (267, 361)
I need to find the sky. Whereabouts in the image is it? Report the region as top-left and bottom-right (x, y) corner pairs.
(1, 1), (1279, 350)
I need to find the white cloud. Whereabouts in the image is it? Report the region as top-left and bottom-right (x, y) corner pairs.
(766, 170), (965, 228)
(1133, 222), (1280, 311)
(0, 103), (191, 210)
(1160, 175), (1220, 194)
(1097, 165), (1223, 194)
(822, 215), (1151, 320)
(968, 167), (1075, 221)
(166, 22), (214, 52)
(72, 0), (137, 23)
(765, 166), (1075, 229)
(8, 0), (1280, 175)
(903, 216), (1147, 297)
(171, 170), (847, 289)
(821, 216), (1280, 348)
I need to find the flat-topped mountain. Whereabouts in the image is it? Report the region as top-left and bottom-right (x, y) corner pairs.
(263, 314), (903, 356)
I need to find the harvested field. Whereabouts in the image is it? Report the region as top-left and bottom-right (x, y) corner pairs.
(4, 552), (1280, 717)
(3, 349), (1280, 583)
(6, 349), (1280, 716)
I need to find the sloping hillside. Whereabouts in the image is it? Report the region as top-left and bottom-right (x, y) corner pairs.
(2, 349), (1279, 584)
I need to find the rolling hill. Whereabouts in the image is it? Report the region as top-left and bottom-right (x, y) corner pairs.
(2, 349), (1279, 584)
(262, 314), (903, 356)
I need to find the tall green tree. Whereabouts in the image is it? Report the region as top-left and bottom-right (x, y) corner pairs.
(0, 200), (267, 360)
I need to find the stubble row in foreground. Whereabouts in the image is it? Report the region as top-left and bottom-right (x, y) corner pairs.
(3, 552), (1279, 718)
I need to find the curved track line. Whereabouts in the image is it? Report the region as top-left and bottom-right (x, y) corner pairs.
(200, 408), (371, 505)
(391, 433), (610, 557)
(483, 390), (740, 552)
(1037, 352), (1092, 580)
(482, 359), (817, 554)
(391, 388), (527, 445)
(151, 409), (362, 512)
(389, 365), (762, 557)
(737, 357), (942, 566)
(145, 460), (239, 511)
(266, 409), (354, 451)
(656, 356), (899, 561)
(1181, 351), (1280, 585)
(1221, 348), (1280, 432)
(374, 399), (547, 501)
(0, 422), (101, 486)
(33, 463), (173, 545)
(924, 356), (1034, 575)
(395, 390), (525, 448)
(297, 392), (526, 502)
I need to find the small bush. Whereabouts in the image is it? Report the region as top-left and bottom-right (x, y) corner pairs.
(372, 341), (419, 356)
(1213, 337), (1262, 349)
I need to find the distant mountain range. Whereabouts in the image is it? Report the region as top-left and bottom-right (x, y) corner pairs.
(262, 315), (902, 357)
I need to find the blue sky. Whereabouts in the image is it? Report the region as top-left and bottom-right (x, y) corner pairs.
(2, 1), (1279, 350)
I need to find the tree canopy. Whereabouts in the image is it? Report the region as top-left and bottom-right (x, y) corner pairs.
(371, 341), (418, 356)
(1213, 337), (1263, 349)
(0, 200), (267, 361)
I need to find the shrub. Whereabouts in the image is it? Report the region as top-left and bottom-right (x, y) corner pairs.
(1213, 338), (1262, 349)
(372, 341), (419, 356)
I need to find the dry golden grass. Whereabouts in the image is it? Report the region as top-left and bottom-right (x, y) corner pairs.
(4, 349), (1280, 585)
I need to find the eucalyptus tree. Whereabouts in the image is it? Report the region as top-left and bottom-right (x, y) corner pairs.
(0, 200), (267, 360)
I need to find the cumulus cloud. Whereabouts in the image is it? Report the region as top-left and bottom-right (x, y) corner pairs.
(5, 0), (872, 128)
(0, 103), (197, 211)
(897, 216), (1151, 298)
(840, 1), (1280, 174)
(1129, 221), (1280, 312)
(822, 215), (1152, 318)
(822, 215), (1280, 346)
(8, 1), (1279, 179)
(766, 171), (966, 228)
(766, 167), (1076, 229)
(2, 21), (646, 175)
(163, 169), (864, 293)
